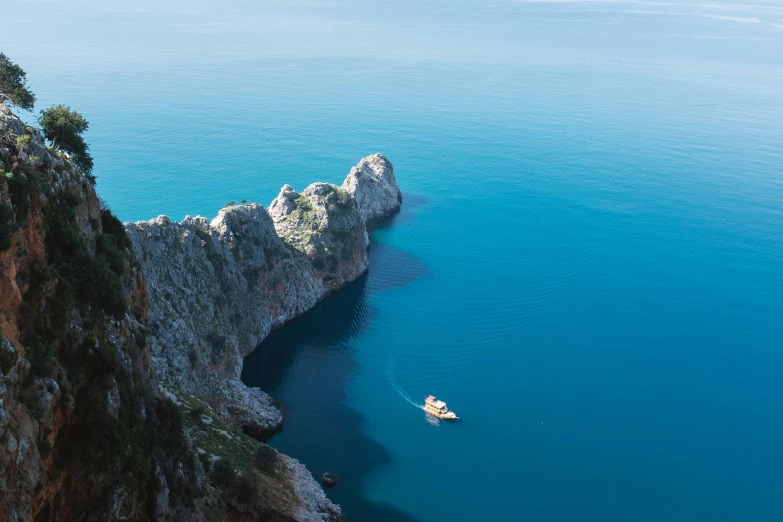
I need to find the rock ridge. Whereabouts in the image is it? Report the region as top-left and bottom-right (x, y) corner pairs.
(126, 155), (402, 519)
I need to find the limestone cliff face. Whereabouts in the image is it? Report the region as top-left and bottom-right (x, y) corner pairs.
(124, 155), (400, 519)
(127, 157), (398, 437)
(269, 181), (369, 291)
(341, 153), (402, 223)
(125, 208), (296, 434)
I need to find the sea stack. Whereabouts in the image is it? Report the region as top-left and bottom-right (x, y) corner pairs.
(341, 153), (402, 224)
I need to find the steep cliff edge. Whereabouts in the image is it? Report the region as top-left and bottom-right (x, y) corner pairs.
(127, 156), (400, 440)
(0, 104), (211, 521)
(0, 101), (399, 520)
(341, 153), (402, 224)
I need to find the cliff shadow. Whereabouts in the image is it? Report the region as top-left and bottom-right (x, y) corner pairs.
(242, 225), (430, 522)
(369, 193), (427, 232)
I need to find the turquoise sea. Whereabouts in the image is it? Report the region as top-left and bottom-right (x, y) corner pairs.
(6, 1), (783, 520)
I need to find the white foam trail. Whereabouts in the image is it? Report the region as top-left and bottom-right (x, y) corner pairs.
(386, 357), (424, 409)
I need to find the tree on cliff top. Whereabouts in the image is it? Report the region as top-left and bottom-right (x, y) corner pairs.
(0, 53), (36, 110)
(39, 104), (95, 179)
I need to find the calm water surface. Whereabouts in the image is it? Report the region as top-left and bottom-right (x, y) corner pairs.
(5, 1), (783, 520)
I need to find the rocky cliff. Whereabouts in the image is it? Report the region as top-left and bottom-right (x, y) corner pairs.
(0, 94), (400, 522)
(0, 103), (211, 521)
(126, 155), (400, 439)
(340, 153), (402, 224)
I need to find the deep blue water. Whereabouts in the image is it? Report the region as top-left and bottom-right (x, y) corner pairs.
(6, 1), (783, 520)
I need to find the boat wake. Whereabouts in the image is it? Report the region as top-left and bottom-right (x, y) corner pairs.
(386, 358), (424, 409)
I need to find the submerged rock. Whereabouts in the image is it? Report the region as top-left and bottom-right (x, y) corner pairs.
(321, 472), (338, 488)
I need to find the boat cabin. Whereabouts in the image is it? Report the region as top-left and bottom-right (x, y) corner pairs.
(425, 395), (448, 412)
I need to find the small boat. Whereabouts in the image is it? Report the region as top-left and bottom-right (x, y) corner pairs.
(424, 396), (458, 420)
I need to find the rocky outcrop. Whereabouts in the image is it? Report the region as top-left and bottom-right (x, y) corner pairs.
(125, 182), (370, 435)
(124, 154), (400, 521)
(321, 472), (337, 488)
(125, 208), (303, 434)
(286, 457), (343, 522)
(341, 153), (402, 223)
(127, 156), (398, 439)
(269, 181), (369, 291)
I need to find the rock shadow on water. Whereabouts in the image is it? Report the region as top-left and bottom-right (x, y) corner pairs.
(371, 193), (427, 231)
(242, 234), (429, 522)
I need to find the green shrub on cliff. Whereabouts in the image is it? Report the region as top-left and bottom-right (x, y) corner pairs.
(0, 201), (14, 251)
(96, 233), (126, 274)
(42, 202), (128, 320)
(100, 207), (131, 250)
(0, 342), (18, 374)
(236, 474), (260, 504)
(211, 458), (238, 488)
(14, 134), (31, 152)
(207, 330), (227, 363)
(39, 105), (94, 180)
(211, 458), (260, 506)
(253, 444), (279, 475)
(0, 53), (35, 110)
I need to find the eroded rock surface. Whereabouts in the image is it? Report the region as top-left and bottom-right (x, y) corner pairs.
(128, 155), (398, 439)
(124, 153), (401, 521)
(341, 153), (402, 223)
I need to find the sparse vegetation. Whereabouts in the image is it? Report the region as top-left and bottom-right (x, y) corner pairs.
(253, 444), (279, 475)
(211, 458), (238, 488)
(0, 53), (35, 110)
(0, 201), (15, 251)
(39, 105), (94, 180)
(293, 194), (313, 213)
(335, 187), (352, 207)
(0, 342), (18, 374)
(167, 388), (293, 514)
(170, 388), (287, 480)
(41, 201), (128, 320)
(100, 206), (131, 250)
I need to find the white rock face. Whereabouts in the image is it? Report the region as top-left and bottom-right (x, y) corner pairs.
(127, 155), (402, 521)
(270, 182), (369, 292)
(284, 455), (343, 522)
(125, 207), (321, 434)
(341, 153), (402, 223)
(127, 156), (402, 434)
